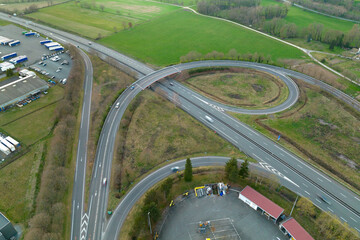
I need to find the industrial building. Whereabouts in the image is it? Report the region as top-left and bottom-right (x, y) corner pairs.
(0, 213), (17, 240)
(279, 218), (314, 240)
(0, 74), (49, 110)
(238, 186), (284, 222)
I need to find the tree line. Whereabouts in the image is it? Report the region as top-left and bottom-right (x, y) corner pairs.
(25, 46), (84, 240)
(197, 0), (288, 26)
(293, 0), (360, 21)
(197, 0), (360, 49)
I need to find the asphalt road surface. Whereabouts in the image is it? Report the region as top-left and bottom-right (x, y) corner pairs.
(2, 13), (359, 239)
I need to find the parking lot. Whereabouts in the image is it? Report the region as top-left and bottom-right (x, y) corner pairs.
(0, 24), (50, 66)
(30, 52), (72, 82)
(159, 191), (287, 240)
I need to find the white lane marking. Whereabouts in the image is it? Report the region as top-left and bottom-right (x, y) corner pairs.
(302, 183), (308, 188)
(340, 217), (348, 223)
(304, 191), (310, 195)
(297, 164), (303, 168)
(280, 153), (284, 156)
(249, 145), (254, 150)
(354, 196), (360, 201)
(318, 178), (323, 182)
(263, 142), (268, 146)
(283, 169), (288, 173)
(211, 124), (238, 144)
(355, 227), (360, 233)
(340, 193), (347, 198)
(327, 207), (334, 213)
(350, 217), (357, 223)
(315, 199), (321, 203)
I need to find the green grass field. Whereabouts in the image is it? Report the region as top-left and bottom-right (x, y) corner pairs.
(0, 0), (66, 12)
(261, 0), (355, 32)
(100, 10), (306, 66)
(27, 0), (179, 39)
(0, 141), (44, 224)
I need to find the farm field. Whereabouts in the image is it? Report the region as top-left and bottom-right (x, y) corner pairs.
(261, 0), (355, 32)
(0, 0), (66, 12)
(100, 10), (307, 66)
(26, 0), (179, 39)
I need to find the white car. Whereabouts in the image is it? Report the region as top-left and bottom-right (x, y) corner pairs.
(103, 178), (107, 186)
(171, 166), (179, 172)
(115, 102), (120, 109)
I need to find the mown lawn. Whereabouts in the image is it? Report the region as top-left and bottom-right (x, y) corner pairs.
(261, 0), (355, 32)
(100, 10), (306, 66)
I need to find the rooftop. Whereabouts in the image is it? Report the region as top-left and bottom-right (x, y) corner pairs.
(281, 218), (314, 240)
(0, 213), (9, 229)
(239, 186), (284, 219)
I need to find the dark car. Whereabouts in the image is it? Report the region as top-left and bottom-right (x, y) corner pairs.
(317, 194), (331, 205)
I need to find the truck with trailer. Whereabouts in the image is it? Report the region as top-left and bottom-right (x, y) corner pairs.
(49, 46), (64, 51)
(1, 52), (17, 61)
(25, 32), (36, 37)
(0, 143), (10, 155)
(9, 40), (20, 47)
(9, 55), (28, 64)
(0, 137), (15, 152)
(5, 136), (19, 147)
(40, 40), (52, 45)
(44, 42), (60, 48)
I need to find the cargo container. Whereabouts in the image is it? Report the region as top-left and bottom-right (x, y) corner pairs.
(2, 39), (14, 45)
(25, 32), (36, 36)
(9, 55), (28, 64)
(0, 143), (10, 155)
(22, 31), (27, 35)
(9, 40), (20, 47)
(49, 46), (64, 51)
(0, 137), (15, 152)
(40, 40), (52, 45)
(1, 52), (17, 61)
(44, 42), (60, 48)
(5, 136), (19, 147)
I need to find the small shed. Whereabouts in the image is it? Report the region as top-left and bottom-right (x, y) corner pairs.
(239, 186), (284, 222)
(279, 218), (314, 240)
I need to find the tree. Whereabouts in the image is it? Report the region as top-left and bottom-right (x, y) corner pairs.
(239, 159), (249, 179)
(297, 197), (316, 218)
(6, 68), (13, 77)
(184, 158), (193, 182)
(225, 157), (238, 182)
(161, 177), (173, 198)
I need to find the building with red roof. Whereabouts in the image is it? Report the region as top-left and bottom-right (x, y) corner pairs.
(279, 218), (314, 240)
(238, 186), (284, 222)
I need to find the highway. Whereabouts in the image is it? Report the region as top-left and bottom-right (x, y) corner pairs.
(70, 50), (93, 240)
(1, 13), (359, 239)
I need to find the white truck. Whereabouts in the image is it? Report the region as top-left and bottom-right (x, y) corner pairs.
(0, 137), (15, 151)
(5, 136), (20, 147)
(0, 144), (10, 155)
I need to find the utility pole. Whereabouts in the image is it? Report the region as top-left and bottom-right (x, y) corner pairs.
(148, 212), (152, 234)
(290, 196), (298, 216)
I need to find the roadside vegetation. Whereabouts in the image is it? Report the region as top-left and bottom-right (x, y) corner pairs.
(232, 78), (360, 192)
(175, 67), (289, 109)
(108, 90), (247, 210)
(23, 46), (84, 240)
(312, 52), (360, 87)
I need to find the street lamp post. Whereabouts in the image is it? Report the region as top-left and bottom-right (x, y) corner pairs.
(148, 212), (152, 234)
